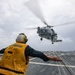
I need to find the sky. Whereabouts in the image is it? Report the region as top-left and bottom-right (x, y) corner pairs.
(0, 0), (75, 51)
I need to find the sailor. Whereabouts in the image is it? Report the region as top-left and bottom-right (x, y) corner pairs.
(0, 33), (62, 75)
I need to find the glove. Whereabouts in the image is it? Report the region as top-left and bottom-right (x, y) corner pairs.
(47, 56), (62, 61)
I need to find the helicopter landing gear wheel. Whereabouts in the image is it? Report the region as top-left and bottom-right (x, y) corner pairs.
(40, 38), (43, 41)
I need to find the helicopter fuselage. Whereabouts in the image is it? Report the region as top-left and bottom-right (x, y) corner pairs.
(37, 26), (62, 44)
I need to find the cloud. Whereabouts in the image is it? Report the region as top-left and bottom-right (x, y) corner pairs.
(0, 0), (75, 51)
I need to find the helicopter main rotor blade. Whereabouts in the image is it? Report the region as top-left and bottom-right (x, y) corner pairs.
(25, 0), (45, 21)
(24, 27), (37, 30)
(24, 0), (52, 27)
(53, 20), (75, 27)
(24, 0), (74, 28)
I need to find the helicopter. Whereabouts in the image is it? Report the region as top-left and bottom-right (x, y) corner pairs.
(25, 21), (62, 44)
(37, 26), (62, 44)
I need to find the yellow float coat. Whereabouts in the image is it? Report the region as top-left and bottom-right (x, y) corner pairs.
(0, 43), (29, 75)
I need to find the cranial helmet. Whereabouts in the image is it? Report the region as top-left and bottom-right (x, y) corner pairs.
(16, 33), (28, 43)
